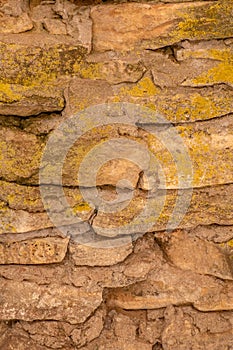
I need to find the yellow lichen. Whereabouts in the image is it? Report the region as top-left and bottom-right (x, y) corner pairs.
(119, 77), (159, 98)
(72, 202), (92, 213)
(155, 91), (233, 123)
(172, 1), (233, 42)
(80, 63), (102, 80)
(191, 49), (233, 86)
(227, 239), (233, 248)
(0, 43), (86, 86)
(0, 82), (24, 103)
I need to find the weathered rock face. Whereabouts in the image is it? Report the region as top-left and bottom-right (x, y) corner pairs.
(0, 0), (233, 349)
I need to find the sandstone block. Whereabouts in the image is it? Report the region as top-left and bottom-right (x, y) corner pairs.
(91, 2), (233, 52)
(69, 240), (133, 266)
(162, 306), (233, 350)
(0, 13), (33, 34)
(0, 280), (102, 324)
(156, 230), (233, 280)
(108, 264), (233, 312)
(114, 80), (233, 123)
(0, 236), (69, 264)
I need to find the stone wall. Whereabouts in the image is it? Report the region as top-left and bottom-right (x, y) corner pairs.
(0, 0), (233, 349)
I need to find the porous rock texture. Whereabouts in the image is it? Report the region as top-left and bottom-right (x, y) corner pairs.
(0, 0), (233, 349)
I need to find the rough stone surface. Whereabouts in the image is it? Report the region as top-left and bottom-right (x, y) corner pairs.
(156, 230), (233, 279)
(0, 236), (69, 264)
(0, 279), (103, 324)
(0, 0), (33, 33)
(161, 306), (233, 350)
(91, 2), (233, 52)
(0, 0), (232, 349)
(2, 113), (231, 188)
(108, 264), (233, 311)
(69, 241), (133, 266)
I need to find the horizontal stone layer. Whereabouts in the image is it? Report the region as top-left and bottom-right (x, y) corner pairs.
(1, 36), (232, 118)
(108, 264), (233, 311)
(91, 1), (233, 52)
(93, 183), (233, 237)
(1, 182), (233, 242)
(0, 113), (232, 188)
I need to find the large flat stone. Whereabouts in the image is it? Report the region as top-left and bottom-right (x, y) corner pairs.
(1, 183), (233, 236)
(0, 35), (87, 116)
(0, 36), (87, 86)
(40, 113), (233, 188)
(113, 79), (233, 123)
(0, 280), (102, 324)
(93, 183), (233, 236)
(0, 82), (65, 116)
(91, 2), (233, 52)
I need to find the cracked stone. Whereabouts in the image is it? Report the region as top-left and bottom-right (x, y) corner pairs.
(91, 2), (233, 52)
(162, 306), (233, 350)
(108, 263), (233, 312)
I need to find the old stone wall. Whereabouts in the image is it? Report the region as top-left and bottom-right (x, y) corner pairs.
(0, 0), (233, 349)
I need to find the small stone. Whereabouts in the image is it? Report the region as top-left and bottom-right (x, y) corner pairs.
(43, 19), (67, 35)
(70, 240), (133, 266)
(0, 236), (69, 264)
